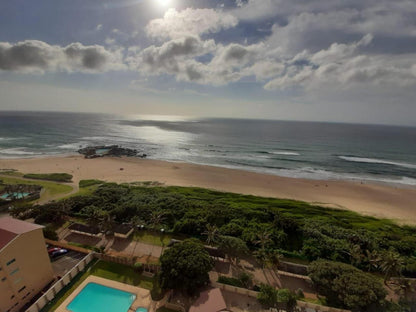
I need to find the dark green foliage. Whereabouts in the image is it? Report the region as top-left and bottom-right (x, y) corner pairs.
(23, 183), (416, 278)
(218, 276), (244, 287)
(79, 179), (104, 188)
(309, 260), (387, 311)
(43, 225), (58, 240)
(218, 235), (249, 263)
(257, 284), (278, 307)
(159, 239), (213, 294)
(277, 288), (298, 312)
(23, 173), (73, 182)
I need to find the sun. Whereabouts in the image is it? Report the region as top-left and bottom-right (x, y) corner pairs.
(157, 0), (171, 6)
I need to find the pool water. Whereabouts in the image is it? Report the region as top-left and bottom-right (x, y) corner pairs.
(67, 282), (136, 312)
(0, 192), (30, 199)
(136, 308), (148, 312)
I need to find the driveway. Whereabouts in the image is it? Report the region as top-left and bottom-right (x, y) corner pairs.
(51, 250), (86, 277)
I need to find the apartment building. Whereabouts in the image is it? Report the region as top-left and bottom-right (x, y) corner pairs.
(0, 217), (54, 312)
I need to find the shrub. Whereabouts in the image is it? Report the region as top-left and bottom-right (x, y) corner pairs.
(134, 262), (143, 273)
(24, 173), (73, 182)
(79, 179), (104, 188)
(43, 225), (58, 240)
(218, 276), (244, 288)
(257, 284), (278, 308)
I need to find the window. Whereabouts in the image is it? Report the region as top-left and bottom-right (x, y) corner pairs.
(10, 268), (19, 275)
(1, 277), (6, 282)
(18, 285), (26, 293)
(10, 295), (15, 299)
(6, 258), (16, 266)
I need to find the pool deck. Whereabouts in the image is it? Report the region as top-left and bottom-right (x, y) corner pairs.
(56, 275), (152, 312)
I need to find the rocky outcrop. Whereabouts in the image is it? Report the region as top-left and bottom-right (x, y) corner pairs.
(77, 145), (147, 159)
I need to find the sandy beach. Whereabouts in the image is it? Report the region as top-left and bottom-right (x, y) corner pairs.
(1, 155), (415, 224)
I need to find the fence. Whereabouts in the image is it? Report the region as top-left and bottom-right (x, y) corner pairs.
(45, 238), (91, 254)
(26, 253), (95, 312)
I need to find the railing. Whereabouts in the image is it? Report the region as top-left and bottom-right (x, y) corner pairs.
(25, 253), (95, 312)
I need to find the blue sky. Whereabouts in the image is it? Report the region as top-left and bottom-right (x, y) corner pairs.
(1, 0), (416, 125)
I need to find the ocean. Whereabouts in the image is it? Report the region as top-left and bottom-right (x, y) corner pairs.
(0, 111), (416, 186)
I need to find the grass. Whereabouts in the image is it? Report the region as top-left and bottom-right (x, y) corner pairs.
(90, 261), (154, 289)
(41, 260), (155, 312)
(23, 173), (73, 182)
(0, 175), (73, 198)
(133, 230), (172, 247)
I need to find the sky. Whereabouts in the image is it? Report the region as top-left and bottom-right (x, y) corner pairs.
(0, 0), (416, 125)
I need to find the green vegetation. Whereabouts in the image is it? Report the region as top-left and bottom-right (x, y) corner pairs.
(15, 183), (416, 280)
(133, 230), (173, 247)
(159, 239), (213, 294)
(91, 261), (154, 289)
(309, 260), (387, 311)
(257, 284), (297, 311)
(68, 242), (102, 252)
(218, 272), (253, 289)
(23, 173), (73, 182)
(79, 179), (104, 188)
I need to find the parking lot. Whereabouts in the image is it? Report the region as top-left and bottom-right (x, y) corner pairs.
(50, 250), (86, 277)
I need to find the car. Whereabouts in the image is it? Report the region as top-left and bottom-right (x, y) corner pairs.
(50, 249), (68, 258)
(47, 247), (61, 254)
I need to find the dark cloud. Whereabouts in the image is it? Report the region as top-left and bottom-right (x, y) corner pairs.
(0, 40), (125, 73)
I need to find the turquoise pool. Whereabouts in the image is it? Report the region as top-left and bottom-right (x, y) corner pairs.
(67, 282), (136, 312)
(1, 192), (30, 199)
(136, 308), (148, 312)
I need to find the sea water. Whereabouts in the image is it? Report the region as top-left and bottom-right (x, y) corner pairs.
(0, 111), (415, 186)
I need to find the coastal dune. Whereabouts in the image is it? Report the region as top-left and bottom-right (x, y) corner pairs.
(1, 155), (415, 224)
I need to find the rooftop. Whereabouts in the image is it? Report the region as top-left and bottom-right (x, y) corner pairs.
(0, 216), (43, 251)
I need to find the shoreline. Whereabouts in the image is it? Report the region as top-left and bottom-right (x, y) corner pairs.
(1, 155), (416, 224)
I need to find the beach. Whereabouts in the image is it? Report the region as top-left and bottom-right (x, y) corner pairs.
(1, 155), (415, 224)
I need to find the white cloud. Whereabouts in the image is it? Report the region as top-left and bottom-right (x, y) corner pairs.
(146, 8), (238, 40)
(0, 40), (125, 73)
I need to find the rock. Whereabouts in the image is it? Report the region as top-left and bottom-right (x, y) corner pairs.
(77, 145), (147, 159)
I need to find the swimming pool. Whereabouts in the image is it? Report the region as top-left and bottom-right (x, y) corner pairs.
(67, 282), (136, 312)
(0, 192), (30, 199)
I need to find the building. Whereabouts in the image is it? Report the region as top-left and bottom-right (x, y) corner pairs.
(0, 217), (54, 312)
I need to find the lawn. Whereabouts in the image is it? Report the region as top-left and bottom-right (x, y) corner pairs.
(41, 260), (155, 312)
(90, 261), (155, 289)
(133, 230), (173, 247)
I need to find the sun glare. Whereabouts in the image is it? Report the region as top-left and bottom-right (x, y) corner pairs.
(157, 0), (171, 7)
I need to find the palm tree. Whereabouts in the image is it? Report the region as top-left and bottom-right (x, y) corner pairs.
(202, 224), (219, 245)
(149, 210), (166, 229)
(364, 249), (379, 272)
(378, 249), (404, 285)
(254, 248), (268, 268)
(349, 244), (364, 267)
(267, 249), (283, 271)
(253, 230), (272, 250)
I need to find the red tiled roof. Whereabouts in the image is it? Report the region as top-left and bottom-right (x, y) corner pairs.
(0, 217), (43, 251)
(189, 288), (227, 312)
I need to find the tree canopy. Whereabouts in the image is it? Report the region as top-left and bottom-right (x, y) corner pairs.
(159, 239), (214, 294)
(309, 260), (387, 311)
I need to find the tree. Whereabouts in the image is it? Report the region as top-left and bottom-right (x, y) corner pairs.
(277, 289), (297, 312)
(267, 249), (283, 271)
(202, 224), (219, 245)
(378, 249), (404, 284)
(218, 235), (249, 264)
(309, 260), (387, 311)
(159, 239), (213, 294)
(257, 284), (278, 308)
(254, 248), (268, 268)
(253, 230), (272, 249)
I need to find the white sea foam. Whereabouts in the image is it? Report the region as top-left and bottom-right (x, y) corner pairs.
(271, 151), (300, 156)
(58, 142), (86, 149)
(0, 148), (41, 155)
(339, 156), (416, 169)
